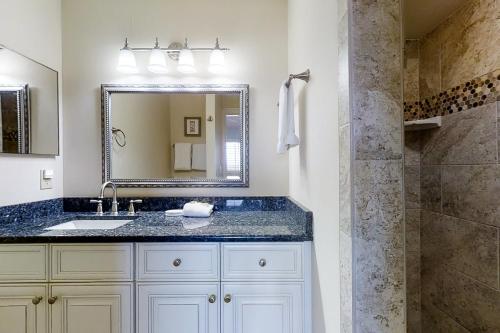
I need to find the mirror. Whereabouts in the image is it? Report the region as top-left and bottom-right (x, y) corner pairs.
(0, 45), (59, 155)
(102, 84), (249, 187)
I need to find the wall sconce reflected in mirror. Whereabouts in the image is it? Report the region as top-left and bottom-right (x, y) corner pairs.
(117, 37), (229, 74)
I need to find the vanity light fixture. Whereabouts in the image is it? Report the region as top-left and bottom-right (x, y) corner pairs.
(116, 37), (229, 74)
(208, 38), (225, 74)
(117, 38), (138, 74)
(177, 38), (196, 74)
(148, 38), (168, 74)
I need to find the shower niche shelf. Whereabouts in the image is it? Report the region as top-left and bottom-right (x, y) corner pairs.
(404, 116), (441, 131)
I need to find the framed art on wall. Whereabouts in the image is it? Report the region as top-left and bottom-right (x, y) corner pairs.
(184, 117), (201, 137)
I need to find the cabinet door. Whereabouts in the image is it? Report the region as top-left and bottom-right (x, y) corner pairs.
(137, 283), (218, 333)
(222, 283), (303, 333)
(0, 285), (47, 333)
(49, 284), (133, 333)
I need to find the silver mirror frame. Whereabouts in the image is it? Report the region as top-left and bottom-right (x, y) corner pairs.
(0, 84), (29, 154)
(101, 84), (249, 187)
(0, 43), (60, 156)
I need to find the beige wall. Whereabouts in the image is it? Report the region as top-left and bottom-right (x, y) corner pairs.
(62, 0), (288, 197)
(111, 93), (171, 179)
(0, 0), (62, 206)
(169, 94), (206, 178)
(169, 94), (206, 146)
(288, 0), (340, 332)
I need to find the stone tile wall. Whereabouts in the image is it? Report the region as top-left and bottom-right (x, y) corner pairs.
(403, 0), (499, 122)
(338, 0), (353, 331)
(349, 0), (406, 331)
(403, 1), (500, 331)
(404, 131), (421, 333)
(419, 103), (500, 332)
(339, 0), (406, 331)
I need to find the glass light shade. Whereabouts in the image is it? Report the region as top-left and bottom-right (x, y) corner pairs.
(117, 48), (138, 73)
(177, 48), (196, 73)
(148, 48), (168, 73)
(208, 49), (225, 74)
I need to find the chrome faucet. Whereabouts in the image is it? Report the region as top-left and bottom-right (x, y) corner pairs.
(99, 181), (119, 215)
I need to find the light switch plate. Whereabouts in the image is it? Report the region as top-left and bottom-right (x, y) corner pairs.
(40, 170), (53, 190)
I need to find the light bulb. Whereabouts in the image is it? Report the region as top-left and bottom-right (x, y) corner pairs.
(148, 39), (168, 74)
(117, 38), (138, 73)
(177, 38), (196, 74)
(209, 49), (225, 74)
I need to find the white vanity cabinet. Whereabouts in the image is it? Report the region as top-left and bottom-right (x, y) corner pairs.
(0, 242), (311, 333)
(221, 243), (309, 333)
(49, 284), (133, 333)
(222, 283), (304, 333)
(0, 285), (48, 333)
(137, 283), (219, 333)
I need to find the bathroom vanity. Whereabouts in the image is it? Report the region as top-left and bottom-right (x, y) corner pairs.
(0, 197), (313, 333)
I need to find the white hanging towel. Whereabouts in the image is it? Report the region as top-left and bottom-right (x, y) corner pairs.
(277, 80), (300, 154)
(192, 144), (207, 170)
(174, 143), (192, 171)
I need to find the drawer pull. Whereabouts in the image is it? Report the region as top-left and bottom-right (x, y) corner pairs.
(259, 258), (267, 267)
(208, 294), (217, 304)
(224, 294), (232, 303)
(32, 296), (43, 305)
(173, 258), (182, 267)
(48, 296), (58, 304)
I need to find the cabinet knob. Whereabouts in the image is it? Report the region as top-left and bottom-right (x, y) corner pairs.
(259, 258), (267, 267)
(224, 294), (232, 303)
(173, 258), (182, 267)
(32, 296), (43, 305)
(48, 296), (58, 304)
(208, 294), (217, 304)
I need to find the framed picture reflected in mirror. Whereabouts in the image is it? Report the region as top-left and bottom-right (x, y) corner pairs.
(184, 117), (201, 137)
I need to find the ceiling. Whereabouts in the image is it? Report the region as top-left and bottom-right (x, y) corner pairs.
(404, 0), (467, 39)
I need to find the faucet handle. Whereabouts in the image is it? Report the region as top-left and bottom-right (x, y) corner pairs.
(89, 199), (103, 216)
(128, 199), (143, 216)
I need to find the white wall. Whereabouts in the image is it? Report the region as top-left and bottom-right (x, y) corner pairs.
(0, 0), (63, 206)
(62, 0), (289, 197)
(288, 0), (340, 332)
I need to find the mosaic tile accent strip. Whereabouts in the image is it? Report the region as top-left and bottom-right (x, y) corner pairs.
(404, 69), (499, 121)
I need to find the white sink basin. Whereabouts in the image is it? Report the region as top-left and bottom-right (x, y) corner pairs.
(45, 219), (132, 230)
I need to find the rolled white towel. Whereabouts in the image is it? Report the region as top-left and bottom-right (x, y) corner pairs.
(183, 201), (214, 217)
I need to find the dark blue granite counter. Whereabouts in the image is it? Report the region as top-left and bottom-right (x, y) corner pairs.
(0, 197), (312, 243)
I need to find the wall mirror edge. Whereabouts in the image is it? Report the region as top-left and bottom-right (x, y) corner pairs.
(101, 83), (249, 188)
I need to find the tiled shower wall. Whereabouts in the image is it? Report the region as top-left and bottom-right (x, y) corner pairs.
(419, 102), (500, 332)
(403, 0), (500, 331)
(340, 0), (406, 332)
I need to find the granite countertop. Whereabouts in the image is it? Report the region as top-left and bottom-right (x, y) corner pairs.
(0, 197), (313, 243)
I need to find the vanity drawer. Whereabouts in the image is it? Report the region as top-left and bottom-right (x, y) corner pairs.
(0, 244), (48, 281)
(137, 243), (219, 281)
(222, 243), (304, 281)
(50, 244), (133, 281)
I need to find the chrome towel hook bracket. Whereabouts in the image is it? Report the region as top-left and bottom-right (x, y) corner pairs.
(277, 69), (311, 108)
(285, 69), (310, 88)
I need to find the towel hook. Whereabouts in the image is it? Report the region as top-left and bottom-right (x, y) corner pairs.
(285, 69), (310, 88)
(277, 69), (311, 108)
(112, 127), (126, 147)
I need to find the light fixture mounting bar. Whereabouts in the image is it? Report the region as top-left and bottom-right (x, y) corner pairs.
(129, 47), (230, 52)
